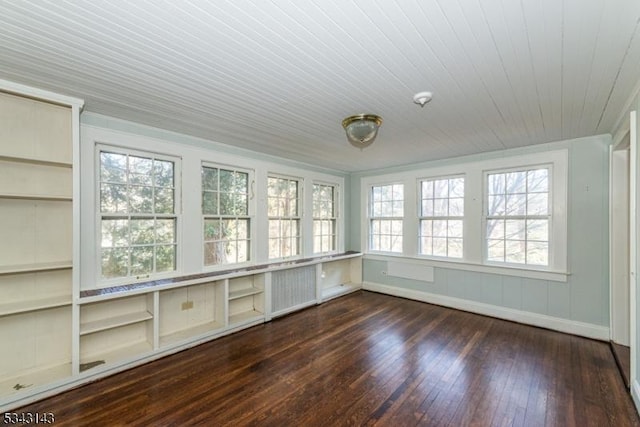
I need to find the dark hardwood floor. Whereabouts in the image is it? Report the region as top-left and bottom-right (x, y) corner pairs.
(612, 341), (631, 389)
(15, 291), (640, 426)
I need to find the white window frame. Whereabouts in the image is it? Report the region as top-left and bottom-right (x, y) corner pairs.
(483, 165), (552, 267)
(312, 181), (339, 255)
(96, 144), (181, 284)
(361, 149), (568, 281)
(201, 162), (255, 269)
(418, 174), (465, 259)
(267, 174), (303, 260)
(368, 182), (404, 254)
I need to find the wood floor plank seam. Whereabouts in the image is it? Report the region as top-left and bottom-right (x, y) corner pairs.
(14, 291), (640, 426)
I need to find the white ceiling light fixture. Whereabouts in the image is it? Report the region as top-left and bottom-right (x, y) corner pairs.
(342, 114), (383, 149)
(413, 91), (433, 107)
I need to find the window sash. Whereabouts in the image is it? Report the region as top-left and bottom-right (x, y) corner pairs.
(369, 184), (403, 253)
(418, 176), (464, 258)
(268, 175), (302, 259)
(313, 183), (337, 254)
(98, 147), (179, 281)
(201, 164), (253, 267)
(484, 167), (551, 266)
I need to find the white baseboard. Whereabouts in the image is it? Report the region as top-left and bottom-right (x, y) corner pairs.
(363, 281), (610, 340)
(633, 379), (640, 415)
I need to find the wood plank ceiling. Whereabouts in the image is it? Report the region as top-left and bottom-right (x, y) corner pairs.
(0, 0), (639, 172)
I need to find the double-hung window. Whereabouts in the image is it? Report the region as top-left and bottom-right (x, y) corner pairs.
(99, 147), (179, 280)
(202, 164), (252, 266)
(369, 184), (403, 253)
(268, 175), (301, 259)
(419, 176), (464, 258)
(485, 167), (550, 266)
(312, 183), (337, 254)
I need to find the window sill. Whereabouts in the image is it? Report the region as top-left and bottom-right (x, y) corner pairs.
(364, 253), (569, 282)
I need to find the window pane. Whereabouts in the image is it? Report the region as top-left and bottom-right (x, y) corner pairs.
(101, 219), (129, 247)
(156, 219), (175, 244)
(526, 219), (548, 241)
(488, 195), (506, 216)
(236, 219), (249, 239)
(487, 219), (504, 239)
(220, 192), (233, 215)
(505, 219), (525, 240)
(202, 167), (218, 191)
(237, 240), (249, 263)
(488, 174), (505, 195)
(129, 185), (153, 213)
(131, 246), (154, 275)
(448, 220), (463, 238)
(154, 160), (174, 188)
(449, 198), (464, 216)
(421, 236), (432, 254)
(288, 197), (298, 217)
(204, 219), (221, 240)
(130, 219), (154, 245)
(422, 181), (433, 199)
(204, 241), (225, 265)
(420, 220), (431, 237)
(422, 199), (434, 216)
(433, 199), (448, 217)
(203, 192), (218, 215)
(434, 179), (448, 198)
(450, 178), (464, 197)
(156, 245), (175, 272)
(100, 152), (127, 183)
(505, 240), (526, 263)
(527, 193), (548, 215)
(101, 183), (128, 213)
(129, 156), (153, 186)
(448, 238), (463, 258)
(527, 241), (549, 265)
(506, 194), (526, 215)
(487, 240), (504, 262)
(154, 188), (174, 214)
(528, 169), (548, 193)
(432, 237), (447, 256)
(101, 247), (128, 279)
(506, 171), (526, 193)
(219, 169), (234, 191)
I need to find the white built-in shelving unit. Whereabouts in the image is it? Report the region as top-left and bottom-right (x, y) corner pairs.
(0, 79), (363, 413)
(0, 82), (82, 406)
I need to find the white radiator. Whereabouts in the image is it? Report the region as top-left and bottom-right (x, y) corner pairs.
(271, 265), (317, 314)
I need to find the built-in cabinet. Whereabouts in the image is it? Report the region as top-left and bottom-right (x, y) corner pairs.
(0, 86), (81, 403)
(0, 80), (363, 412)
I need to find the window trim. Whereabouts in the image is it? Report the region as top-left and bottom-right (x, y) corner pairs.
(367, 182), (404, 254)
(482, 164), (552, 268)
(267, 173), (303, 261)
(360, 149), (568, 278)
(312, 181), (339, 255)
(201, 161), (255, 270)
(418, 174), (465, 260)
(95, 143), (182, 285)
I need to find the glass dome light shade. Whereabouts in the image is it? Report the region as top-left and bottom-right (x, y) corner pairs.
(342, 114), (383, 148)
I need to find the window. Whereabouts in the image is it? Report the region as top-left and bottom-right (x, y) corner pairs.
(99, 148), (178, 280)
(268, 175), (301, 259)
(369, 184), (403, 253)
(419, 176), (464, 258)
(485, 167), (550, 266)
(313, 183), (337, 254)
(202, 165), (251, 266)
